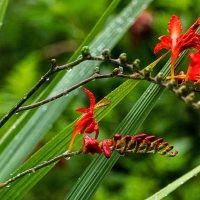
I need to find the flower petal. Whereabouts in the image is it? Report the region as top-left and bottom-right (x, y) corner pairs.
(188, 52), (200, 81)
(83, 87), (96, 110)
(83, 136), (102, 155)
(76, 107), (88, 113)
(168, 15), (182, 40)
(154, 36), (171, 53)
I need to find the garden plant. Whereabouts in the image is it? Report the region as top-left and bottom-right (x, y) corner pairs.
(0, 0), (200, 199)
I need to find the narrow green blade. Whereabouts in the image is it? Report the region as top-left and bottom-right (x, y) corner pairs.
(146, 165), (200, 200)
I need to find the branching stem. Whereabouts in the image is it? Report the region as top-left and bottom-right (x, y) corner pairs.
(1, 50), (200, 128)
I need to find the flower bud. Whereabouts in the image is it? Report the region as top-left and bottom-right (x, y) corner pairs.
(102, 49), (111, 60)
(81, 46), (90, 58)
(102, 140), (111, 158)
(185, 92), (195, 103)
(155, 72), (164, 83)
(94, 67), (100, 74)
(114, 133), (121, 141)
(144, 135), (156, 141)
(167, 79), (176, 89)
(157, 142), (168, 150)
(132, 59), (140, 70)
(143, 66), (152, 78)
(119, 53), (127, 64)
(112, 68), (121, 76)
(133, 133), (147, 139)
(177, 85), (187, 96)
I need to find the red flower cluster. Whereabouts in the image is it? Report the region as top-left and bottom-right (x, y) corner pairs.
(154, 15), (200, 81)
(68, 89), (178, 158)
(68, 88), (109, 151)
(81, 133), (178, 158)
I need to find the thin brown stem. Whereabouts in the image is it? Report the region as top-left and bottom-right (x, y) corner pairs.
(16, 73), (132, 112)
(0, 151), (80, 188)
(0, 50), (199, 128)
(0, 69), (55, 128)
(16, 69), (200, 113)
(0, 53), (132, 127)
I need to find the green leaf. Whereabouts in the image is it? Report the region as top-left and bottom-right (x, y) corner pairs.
(146, 164), (200, 200)
(0, 0), (9, 28)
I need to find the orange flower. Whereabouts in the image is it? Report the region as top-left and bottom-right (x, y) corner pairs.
(154, 15), (200, 78)
(68, 88), (109, 151)
(187, 51), (200, 81)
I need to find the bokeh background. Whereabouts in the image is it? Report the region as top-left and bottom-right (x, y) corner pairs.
(0, 0), (200, 199)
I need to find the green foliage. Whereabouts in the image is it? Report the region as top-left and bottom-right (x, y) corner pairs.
(0, 0), (200, 200)
(0, 0), (8, 28)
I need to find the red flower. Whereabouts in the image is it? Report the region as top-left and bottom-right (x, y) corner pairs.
(154, 15), (200, 78)
(68, 88), (109, 151)
(187, 51), (200, 81)
(83, 136), (102, 155)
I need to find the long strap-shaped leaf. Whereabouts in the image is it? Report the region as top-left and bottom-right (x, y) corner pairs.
(146, 164), (200, 200)
(65, 52), (189, 200)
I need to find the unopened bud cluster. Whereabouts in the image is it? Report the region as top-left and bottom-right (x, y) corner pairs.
(80, 133), (178, 158)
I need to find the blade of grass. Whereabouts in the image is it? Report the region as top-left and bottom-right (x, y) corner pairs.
(146, 164), (200, 200)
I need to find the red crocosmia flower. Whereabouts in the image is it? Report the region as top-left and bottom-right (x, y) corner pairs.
(68, 88), (110, 151)
(83, 136), (102, 155)
(154, 15), (200, 78)
(187, 51), (200, 81)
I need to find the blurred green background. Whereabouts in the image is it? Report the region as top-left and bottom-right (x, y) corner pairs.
(0, 0), (200, 199)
